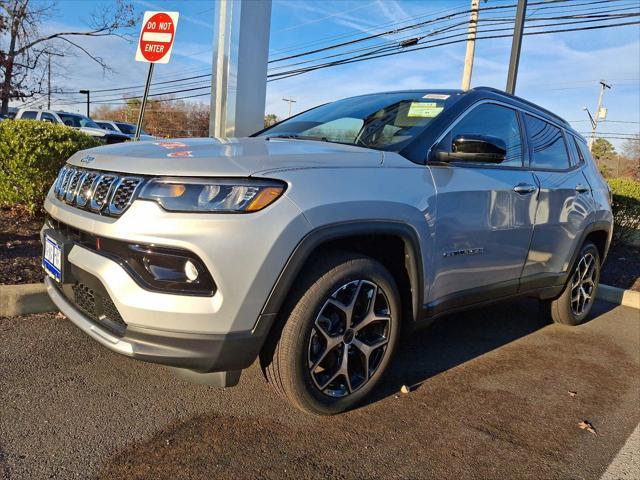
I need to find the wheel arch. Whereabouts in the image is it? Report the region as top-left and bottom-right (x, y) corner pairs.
(259, 221), (424, 326)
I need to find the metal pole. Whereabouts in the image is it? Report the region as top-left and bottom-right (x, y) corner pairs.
(590, 79), (611, 152)
(461, 0), (479, 91)
(135, 63), (154, 141)
(47, 55), (51, 110)
(506, 0), (527, 94)
(79, 90), (90, 117)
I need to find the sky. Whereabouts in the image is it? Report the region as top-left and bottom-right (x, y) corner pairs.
(12, 0), (640, 150)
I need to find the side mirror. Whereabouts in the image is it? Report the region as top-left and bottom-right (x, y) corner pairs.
(429, 134), (507, 164)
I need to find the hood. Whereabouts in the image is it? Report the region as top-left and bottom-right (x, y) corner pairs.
(66, 137), (383, 176)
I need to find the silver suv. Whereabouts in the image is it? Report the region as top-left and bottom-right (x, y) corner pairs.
(42, 87), (613, 415)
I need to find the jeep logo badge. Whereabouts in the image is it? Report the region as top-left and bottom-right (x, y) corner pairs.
(80, 155), (95, 164)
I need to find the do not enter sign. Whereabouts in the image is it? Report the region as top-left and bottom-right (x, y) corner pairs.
(135, 11), (179, 64)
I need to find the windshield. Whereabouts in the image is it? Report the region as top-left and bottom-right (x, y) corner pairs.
(116, 122), (146, 135)
(58, 113), (100, 129)
(96, 122), (116, 131)
(257, 91), (460, 151)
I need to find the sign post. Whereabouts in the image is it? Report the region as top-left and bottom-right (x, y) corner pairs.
(134, 11), (179, 140)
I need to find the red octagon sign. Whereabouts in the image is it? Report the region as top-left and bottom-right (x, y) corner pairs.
(136, 11), (179, 64)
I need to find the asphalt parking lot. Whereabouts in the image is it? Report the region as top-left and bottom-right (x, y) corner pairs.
(1, 299), (638, 480)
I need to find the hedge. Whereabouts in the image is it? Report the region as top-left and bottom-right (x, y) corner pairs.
(608, 177), (640, 245)
(0, 119), (101, 214)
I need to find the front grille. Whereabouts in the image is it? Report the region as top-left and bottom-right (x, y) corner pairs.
(71, 282), (127, 336)
(53, 166), (144, 217)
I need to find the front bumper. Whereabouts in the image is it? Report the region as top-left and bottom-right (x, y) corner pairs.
(46, 276), (274, 373)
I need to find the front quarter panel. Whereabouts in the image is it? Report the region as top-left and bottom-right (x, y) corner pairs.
(263, 156), (437, 305)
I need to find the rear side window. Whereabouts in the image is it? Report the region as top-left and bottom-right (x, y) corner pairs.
(574, 137), (594, 165)
(524, 114), (570, 170)
(565, 133), (582, 166)
(20, 111), (38, 119)
(441, 103), (524, 167)
(41, 112), (57, 123)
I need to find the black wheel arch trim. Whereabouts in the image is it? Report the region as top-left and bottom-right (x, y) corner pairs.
(570, 220), (612, 270)
(259, 220), (424, 325)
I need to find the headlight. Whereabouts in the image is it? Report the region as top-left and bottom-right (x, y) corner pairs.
(138, 178), (286, 213)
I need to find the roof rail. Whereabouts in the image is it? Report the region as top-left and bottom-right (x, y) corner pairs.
(472, 86), (570, 127)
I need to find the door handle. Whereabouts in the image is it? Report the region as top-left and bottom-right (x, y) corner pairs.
(513, 183), (537, 195)
(575, 184), (590, 193)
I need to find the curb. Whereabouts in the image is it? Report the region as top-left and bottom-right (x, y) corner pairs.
(0, 282), (53, 317)
(597, 284), (640, 310)
(0, 282), (638, 317)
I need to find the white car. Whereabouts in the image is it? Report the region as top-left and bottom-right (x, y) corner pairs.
(14, 109), (129, 144)
(94, 120), (155, 141)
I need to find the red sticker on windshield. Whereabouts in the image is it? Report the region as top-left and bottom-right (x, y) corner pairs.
(167, 151), (193, 158)
(155, 141), (187, 149)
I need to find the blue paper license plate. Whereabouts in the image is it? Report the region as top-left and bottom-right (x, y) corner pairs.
(43, 235), (63, 282)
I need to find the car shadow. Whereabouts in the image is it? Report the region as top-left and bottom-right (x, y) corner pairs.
(363, 298), (616, 406)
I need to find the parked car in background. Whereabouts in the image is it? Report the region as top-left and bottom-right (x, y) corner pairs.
(94, 120), (156, 140)
(42, 87), (613, 415)
(14, 109), (129, 144)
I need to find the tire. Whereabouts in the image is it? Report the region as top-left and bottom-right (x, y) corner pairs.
(261, 251), (401, 415)
(543, 241), (600, 326)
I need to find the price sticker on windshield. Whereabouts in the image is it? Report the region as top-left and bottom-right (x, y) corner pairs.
(407, 102), (444, 118)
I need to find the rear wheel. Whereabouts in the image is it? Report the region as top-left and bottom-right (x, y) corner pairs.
(262, 252), (400, 415)
(543, 241), (600, 326)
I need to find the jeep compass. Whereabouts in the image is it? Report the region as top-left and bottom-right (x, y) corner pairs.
(42, 87), (613, 415)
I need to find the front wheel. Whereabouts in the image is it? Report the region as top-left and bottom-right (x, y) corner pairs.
(261, 252), (400, 415)
(543, 241), (600, 326)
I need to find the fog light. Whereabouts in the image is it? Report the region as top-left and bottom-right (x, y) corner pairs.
(184, 260), (199, 282)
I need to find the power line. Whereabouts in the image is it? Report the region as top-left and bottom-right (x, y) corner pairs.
(267, 18), (640, 81)
(35, 0), (640, 109)
(51, 0), (638, 100)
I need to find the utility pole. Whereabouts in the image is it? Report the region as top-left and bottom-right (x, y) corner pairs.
(44, 51), (64, 110)
(282, 97), (297, 117)
(461, 0), (479, 91)
(47, 55), (51, 110)
(506, 0), (527, 94)
(588, 80), (612, 151)
(78, 90), (90, 117)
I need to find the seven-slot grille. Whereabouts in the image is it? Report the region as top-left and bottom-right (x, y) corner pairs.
(53, 166), (144, 217)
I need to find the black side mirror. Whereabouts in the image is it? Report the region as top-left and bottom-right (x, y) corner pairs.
(430, 134), (507, 164)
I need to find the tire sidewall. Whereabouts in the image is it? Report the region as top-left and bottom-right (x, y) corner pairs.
(288, 257), (401, 415)
(561, 243), (601, 325)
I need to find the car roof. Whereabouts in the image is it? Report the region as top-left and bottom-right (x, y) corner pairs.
(353, 87), (583, 140)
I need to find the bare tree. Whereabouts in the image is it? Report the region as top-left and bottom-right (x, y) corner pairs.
(622, 134), (640, 161)
(0, 0), (137, 114)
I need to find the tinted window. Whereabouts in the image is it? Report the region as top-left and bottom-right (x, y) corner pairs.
(97, 122), (117, 131)
(442, 103), (524, 167)
(115, 122), (137, 135)
(58, 113), (100, 129)
(41, 112), (57, 123)
(574, 137), (594, 165)
(566, 133), (582, 166)
(524, 114), (570, 170)
(20, 111), (38, 119)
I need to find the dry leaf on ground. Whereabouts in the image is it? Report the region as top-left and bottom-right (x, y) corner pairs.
(578, 420), (597, 435)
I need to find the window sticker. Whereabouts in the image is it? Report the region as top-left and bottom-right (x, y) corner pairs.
(423, 93), (450, 100)
(407, 102), (444, 118)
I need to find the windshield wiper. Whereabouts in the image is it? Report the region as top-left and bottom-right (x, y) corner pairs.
(266, 134), (329, 142)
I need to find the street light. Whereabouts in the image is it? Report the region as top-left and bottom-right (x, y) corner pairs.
(78, 90), (90, 117)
